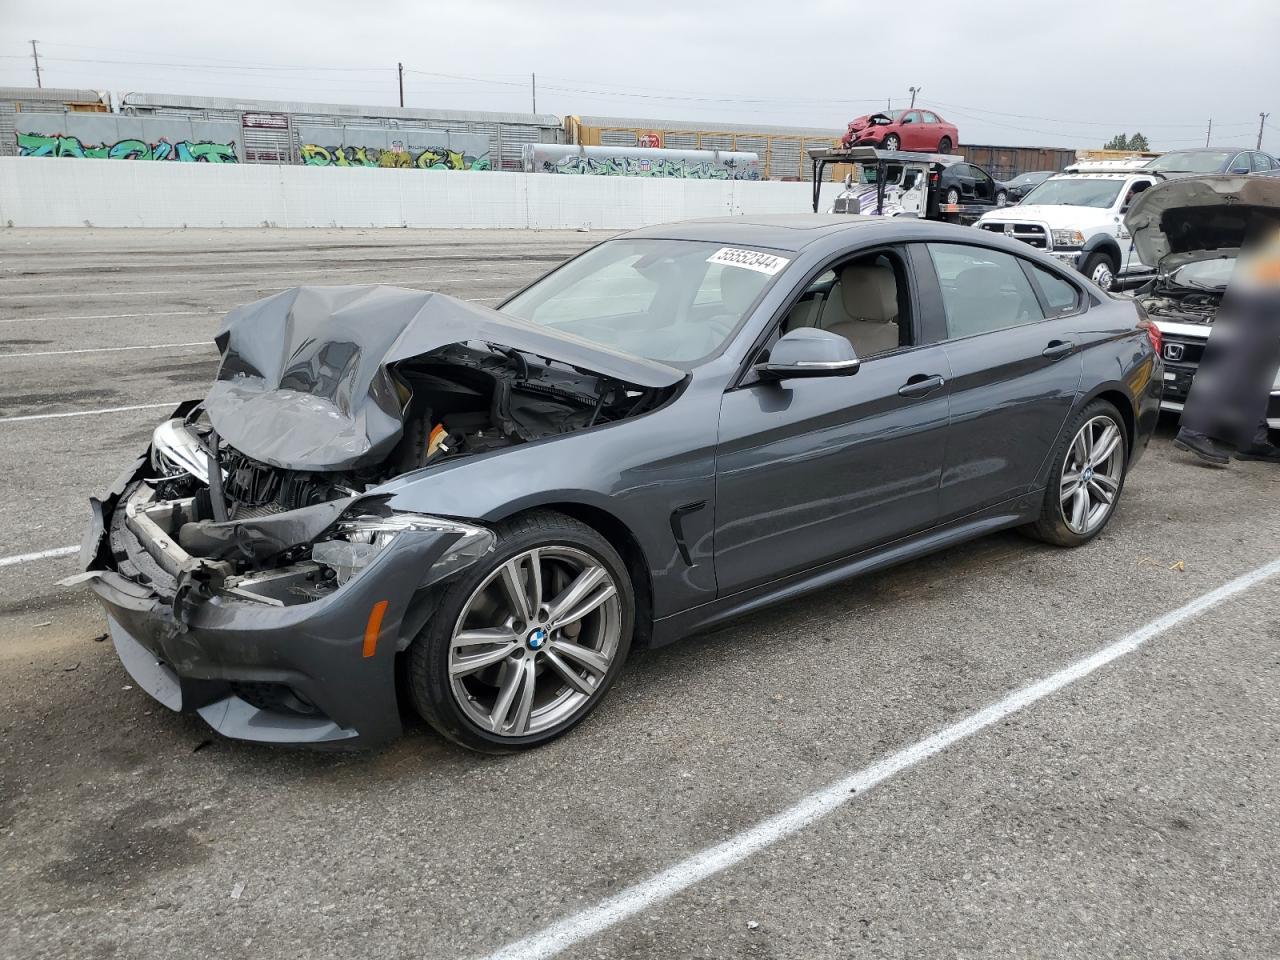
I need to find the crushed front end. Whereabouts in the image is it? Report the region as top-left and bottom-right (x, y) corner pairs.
(74, 402), (494, 747)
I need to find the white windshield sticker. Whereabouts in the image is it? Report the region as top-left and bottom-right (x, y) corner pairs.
(707, 247), (790, 276)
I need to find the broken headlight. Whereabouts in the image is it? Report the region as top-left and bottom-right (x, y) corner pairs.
(311, 512), (495, 587)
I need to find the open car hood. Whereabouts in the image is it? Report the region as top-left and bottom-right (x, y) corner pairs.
(205, 285), (684, 472)
(1125, 175), (1280, 272)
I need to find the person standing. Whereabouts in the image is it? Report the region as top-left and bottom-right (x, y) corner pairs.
(1174, 223), (1280, 465)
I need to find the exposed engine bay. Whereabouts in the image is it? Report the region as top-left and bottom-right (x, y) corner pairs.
(1134, 288), (1221, 326)
(106, 341), (669, 613)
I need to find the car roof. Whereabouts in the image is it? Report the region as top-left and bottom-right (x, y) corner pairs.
(621, 215), (974, 252)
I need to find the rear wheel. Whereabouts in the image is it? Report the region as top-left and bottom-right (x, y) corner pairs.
(995, 190), (1008, 206)
(883, 134), (901, 151)
(1081, 251), (1117, 290)
(938, 136), (953, 153)
(1026, 400), (1128, 547)
(408, 512), (634, 752)
(945, 187), (960, 204)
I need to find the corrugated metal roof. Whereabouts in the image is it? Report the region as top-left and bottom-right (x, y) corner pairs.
(119, 91), (559, 126)
(574, 115), (839, 137)
(0, 86), (106, 103)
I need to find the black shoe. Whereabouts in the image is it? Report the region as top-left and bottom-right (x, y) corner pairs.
(1234, 442), (1280, 463)
(1173, 430), (1232, 466)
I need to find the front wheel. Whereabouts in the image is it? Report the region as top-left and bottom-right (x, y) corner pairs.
(1025, 400), (1128, 547)
(883, 134), (901, 151)
(408, 511), (634, 752)
(1081, 251), (1117, 290)
(945, 187), (960, 204)
(995, 190), (1008, 206)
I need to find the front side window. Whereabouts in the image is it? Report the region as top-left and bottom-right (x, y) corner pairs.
(502, 239), (780, 365)
(902, 111), (921, 124)
(1020, 177), (1125, 208)
(926, 243), (1045, 338)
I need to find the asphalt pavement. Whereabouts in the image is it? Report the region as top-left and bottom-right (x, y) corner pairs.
(1, 228), (1277, 960)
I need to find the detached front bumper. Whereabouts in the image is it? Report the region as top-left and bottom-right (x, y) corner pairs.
(78, 459), (470, 749)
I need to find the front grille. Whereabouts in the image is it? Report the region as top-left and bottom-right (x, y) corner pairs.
(981, 221), (1048, 248)
(1163, 336), (1206, 366)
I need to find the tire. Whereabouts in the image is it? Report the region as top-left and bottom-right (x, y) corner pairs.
(883, 134), (901, 151)
(1081, 251), (1117, 290)
(938, 136), (953, 153)
(1025, 399), (1129, 547)
(945, 187), (960, 204)
(407, 511), (634, 752)
(995, 190), (1008, 206)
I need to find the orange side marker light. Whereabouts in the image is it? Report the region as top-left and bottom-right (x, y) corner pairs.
(363, 600), (389, 658)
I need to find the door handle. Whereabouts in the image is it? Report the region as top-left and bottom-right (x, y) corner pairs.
(898, 373), (946, 398)
(1042, 340), (1075, 361)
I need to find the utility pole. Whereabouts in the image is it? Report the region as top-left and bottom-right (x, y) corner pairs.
(30, 40), (41, 88)
(531, 73), (537, 114)
(1205, 118), (1212, 147)
(1258, 112), (1270, 150)
(909, 86), (921, 109)
(397, 62), (404, 108)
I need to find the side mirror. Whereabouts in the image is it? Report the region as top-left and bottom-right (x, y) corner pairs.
(1230, 166), (1250, 175)
(754, 328), (861, 382)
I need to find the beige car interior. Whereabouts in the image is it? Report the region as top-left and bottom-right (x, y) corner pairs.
(785, 254), (903, 358)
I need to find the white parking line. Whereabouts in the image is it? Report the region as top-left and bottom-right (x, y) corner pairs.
(0, 545), (78, 568)
(0, 401), (180, 424)
(0, 341), (210, 359)
(0, 264), (535, 284)
(4, 275), (525, 300)
(480, 556), (1280, 960)
(0, 310), (218, 325)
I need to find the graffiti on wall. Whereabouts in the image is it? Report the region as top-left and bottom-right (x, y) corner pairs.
(15, 113), (244, 163)
(300, 141), (490, 170)
(295, 125), (491, 172)
(17, 131), (238, 162)
(523, 143), (761, 181)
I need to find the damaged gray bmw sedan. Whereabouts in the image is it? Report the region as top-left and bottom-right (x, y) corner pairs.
(73, 216), (1163, 752)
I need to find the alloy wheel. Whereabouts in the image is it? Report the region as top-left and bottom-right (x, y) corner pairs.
(448, 546), (621, 738)
(1060, 415), (1125, 535)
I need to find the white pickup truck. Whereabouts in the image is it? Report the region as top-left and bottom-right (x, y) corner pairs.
(974, 163), (1159, 289)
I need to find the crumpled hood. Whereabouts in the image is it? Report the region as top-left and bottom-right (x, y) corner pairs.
(1125, 175), (1280, 271)
(205, 285), (684, 473)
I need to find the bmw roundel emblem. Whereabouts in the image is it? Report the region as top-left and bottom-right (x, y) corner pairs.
(527, 628), (548, 650)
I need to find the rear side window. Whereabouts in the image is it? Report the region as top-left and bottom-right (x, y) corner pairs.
(1253, 153), (1272, 172)
(1029, 264), (1081, 317)
(926, 243), (1045, 338)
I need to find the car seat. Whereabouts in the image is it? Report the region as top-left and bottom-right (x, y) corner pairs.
(817, 262), (901, 357)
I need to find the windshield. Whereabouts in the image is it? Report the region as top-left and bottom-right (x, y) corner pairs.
(1170, 258), (1236, 289)
(1147, 151), (1232, 172)
(1020, 177), (1125, 208)
(501, 239), (782, 365)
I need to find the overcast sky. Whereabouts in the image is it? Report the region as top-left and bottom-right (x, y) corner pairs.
(2, 0), (1277, 152)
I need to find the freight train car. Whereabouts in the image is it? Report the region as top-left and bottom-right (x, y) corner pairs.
(565, 115), (841, 181)
(0, 86), (109, 157)
(118, 92), (562, 171)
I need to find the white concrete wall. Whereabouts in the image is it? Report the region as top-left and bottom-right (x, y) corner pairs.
(0, 158), (821, 230)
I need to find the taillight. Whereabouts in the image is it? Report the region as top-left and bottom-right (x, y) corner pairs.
(1137, 311), (1163, 356)
(929, 172), (939, 187)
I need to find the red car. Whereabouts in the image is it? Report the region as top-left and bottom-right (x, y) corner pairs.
(841, 109), (959, 153)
